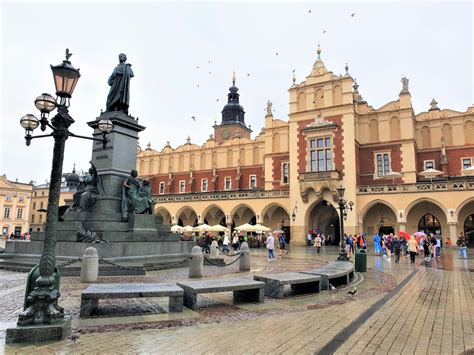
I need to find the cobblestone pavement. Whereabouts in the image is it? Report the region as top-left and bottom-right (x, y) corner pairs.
(0, 245), (472, 354)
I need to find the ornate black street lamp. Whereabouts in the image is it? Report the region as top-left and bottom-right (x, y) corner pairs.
(17, 49), (113, 326)
(336, 185), (354, 261)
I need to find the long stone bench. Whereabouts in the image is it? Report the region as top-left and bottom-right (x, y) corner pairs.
(300, 261), (355, 290)
(253, 272), (321, 298)
(177, 278), (265, 310)
(80, 283), (184, 318)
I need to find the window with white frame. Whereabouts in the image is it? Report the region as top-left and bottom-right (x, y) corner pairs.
(159, 182), (165, 194)
(249, 175), (257, 189)
(310, 137), (332, 172)
(462, 158), (472, 169)
(17, 208), (23, 219)
(282, 163), (289, 184)
(224, 177), (232, 190)
(4, 207), (11, 219)
(375, 152), (391, 177)
(423, 160), (435, 170)
(179, 180), (186, 193)
(201, 179), (208, 192)
(5, 195), (12, 202)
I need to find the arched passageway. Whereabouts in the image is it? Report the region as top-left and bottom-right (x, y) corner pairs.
(308, 200), (340, 245)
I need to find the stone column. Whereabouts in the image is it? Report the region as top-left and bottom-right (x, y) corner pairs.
(398, 223), (406, 232)
(449, 223), (458, 243)
(189, 246), (203, 278)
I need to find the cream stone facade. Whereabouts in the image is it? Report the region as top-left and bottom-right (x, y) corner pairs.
(138, 47), (474, 245)
(0, 176), (33, 237)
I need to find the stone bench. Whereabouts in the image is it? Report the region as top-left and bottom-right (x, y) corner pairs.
(177, 278), (265, 310)
(253, 272), (321, 298)
(300, 261), (355, 290)
(80, 283), (184, 318)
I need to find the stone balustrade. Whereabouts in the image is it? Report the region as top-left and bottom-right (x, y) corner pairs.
(154, 189), (290, 202)
(357, 180), (474, 194)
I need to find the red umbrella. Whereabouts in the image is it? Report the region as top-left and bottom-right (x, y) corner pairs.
(399, 231), (411, 240)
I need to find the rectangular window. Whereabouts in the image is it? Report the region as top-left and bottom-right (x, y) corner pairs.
(17, 208), (23, 219)
(159, 182), (165, 194)
(32, 214), (35, 223)
(3, 207), (11, 219)
(19, 196), (24, 203)
(39, 214), (43, 223)
(201, 179), (208, 192)
(310, 137), (332, 172)
(5, 195), (12, 202)
(179, 180), (186, 193)
(33, 202), (36, 210)
(424, 160), (435, 170)
(40, 202), (44, 209)
(249, 175), (257, 189)
(225, 177), (232, 190)
(282, 163), (289, 184)
(462, 158), (472, 169)
(376, 153), (390, 177)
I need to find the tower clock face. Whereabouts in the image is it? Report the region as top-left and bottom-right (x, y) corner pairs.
(222, 129), (230, 139)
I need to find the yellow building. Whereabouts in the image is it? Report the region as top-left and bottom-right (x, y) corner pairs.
(0, 175), (33, 237)
(29, 168), (80, 232)
(138, 47), (474, 245)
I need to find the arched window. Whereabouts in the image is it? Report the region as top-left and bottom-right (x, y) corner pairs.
(200, 153), (206, 170)
(442, 123), (452, 146)
(333, 85), (342, 106)
(239, 148), (245, 166)
(465, 121), (474, 144)
(421, 126), (431, 148)
(390, 117), (401, 140)
(227, 149), (233, 167)
(315, 89), (324, 108)
(369, 119), (379, 142)
(253, 146), (260, 165)
(297, 92), (306, 111)
(418, 213), (441, 235)
(273, 133), (280, 153)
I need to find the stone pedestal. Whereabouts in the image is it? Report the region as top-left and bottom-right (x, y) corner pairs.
(6, 317), (71, 344)
(81, 247), (99, 283)
(189, 246), (203, 278)
(239, 242), (250, 271)
(210, 241), (219, 257)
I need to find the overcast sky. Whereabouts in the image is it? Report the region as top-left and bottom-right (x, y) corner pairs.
(1, 0), (472, 184)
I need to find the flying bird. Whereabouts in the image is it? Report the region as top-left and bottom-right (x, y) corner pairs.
(323, 30), (326, 34)
(247, 73), (250, 76)
(275, 52), (279, 56)
(191, 116), (196, 121)
(348, 287), (357, 295)
(208, 60), (211, 63)
(197, 84), (200, 87)
(195, 66), (199, 69)
(209, 72), (212, 74)
(308, 9), (311, 13)
(216, 98), (219, 102)
(351, 13), (355, 17)
(292, 69), (296, 73)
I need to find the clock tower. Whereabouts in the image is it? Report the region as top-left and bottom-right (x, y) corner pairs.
(214, 71), (252, 144)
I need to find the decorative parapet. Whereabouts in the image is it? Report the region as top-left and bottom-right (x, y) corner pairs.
(154, 189), (290, 203)
(357, 180), (474, 194)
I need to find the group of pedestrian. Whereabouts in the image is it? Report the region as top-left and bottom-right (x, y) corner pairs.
(343, 233), (367, 258)
(265, 232), (288, 261)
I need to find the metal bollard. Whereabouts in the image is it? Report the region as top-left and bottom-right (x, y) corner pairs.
(239, 242), (250, 271)
(80, 247), (99, 283)
(189, 246), (203, 278)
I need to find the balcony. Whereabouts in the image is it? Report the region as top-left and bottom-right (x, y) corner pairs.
(154, 189), (290, 203)
(357, 180), (474, 194)
(299, 170), (340, 182)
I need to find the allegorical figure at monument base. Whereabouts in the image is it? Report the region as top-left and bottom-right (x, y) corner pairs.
(121, 169), (155, 220)
(72, 162), (104, 211)
(106, 53), (134, 114)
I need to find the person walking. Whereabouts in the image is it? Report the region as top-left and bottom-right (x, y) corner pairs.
(374, 233), (382, 256)
(222, 231), (230, 254)
(422, 236), (431, 261)
(385, 235), (392, 261)
(265, 232), (275, 261)
(456, 234), (468, 259)
(393, 236), (401, 263)
(314, 234), (322, 255)
(278, 233), (288, 256)
(307, 231), (313, 246)
(407, 236), (418, 264)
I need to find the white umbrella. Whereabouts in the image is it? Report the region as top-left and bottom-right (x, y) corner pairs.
(170, 225), (184, 233)
(461, 166), (474, 176)
(418, 168), (444, 178)
(235, 223), (254, 232)
(210, 224), (229, 232)
(193, 223), (212, 232)
(253, 224), (271, 232)
(383, 171), (403, 184)
(182, 225), (194, 233)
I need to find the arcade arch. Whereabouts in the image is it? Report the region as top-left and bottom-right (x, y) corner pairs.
(175, 206), (198, 227)
(230, 204), (256, 227)
(362, 201), (398, 236)
(202, 204), (226, 226)
(307, 199), (339, 245)
(155, 206), (172, 224)
(405, 199), (447, 236)
(261, 203), (290, 232)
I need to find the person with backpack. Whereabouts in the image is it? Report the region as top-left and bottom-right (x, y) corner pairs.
(456, 234), (468, 259)
(265, 232), (275, 261)
(278, 233), (288, 256)
(393, 236), (402, 263)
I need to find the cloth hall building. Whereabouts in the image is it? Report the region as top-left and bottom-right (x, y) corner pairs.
(137, 48), (474, 245)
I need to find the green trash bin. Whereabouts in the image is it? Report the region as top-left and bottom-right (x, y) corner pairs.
(355, 249), (367, 272)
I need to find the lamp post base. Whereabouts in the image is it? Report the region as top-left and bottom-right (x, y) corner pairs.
(6, 316), (71, 344)
(337, 248), (350, 261)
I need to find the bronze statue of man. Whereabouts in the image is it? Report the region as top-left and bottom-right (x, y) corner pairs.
(106, 53), (134, 114)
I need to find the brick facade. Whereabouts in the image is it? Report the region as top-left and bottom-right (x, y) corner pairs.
(358, 143), (403, 185)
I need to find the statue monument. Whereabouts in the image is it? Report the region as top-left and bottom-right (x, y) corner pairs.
(2, 54), (194, 274)
(106, 53), (134, 114)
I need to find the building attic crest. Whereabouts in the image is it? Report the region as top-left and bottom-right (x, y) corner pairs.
(311, 44), (327, 75)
